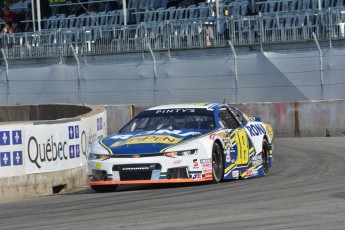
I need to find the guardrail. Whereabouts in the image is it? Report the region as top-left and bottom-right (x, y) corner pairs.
(1, 8), (345, 60)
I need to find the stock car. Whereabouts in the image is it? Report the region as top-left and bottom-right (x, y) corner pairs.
(87, 103), (274, 192)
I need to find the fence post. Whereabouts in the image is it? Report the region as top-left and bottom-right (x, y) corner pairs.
(147, 42), (157, 105)
(1, 49), (9, 105)
(312, 32), (324, 100)
(258, 12), (264, 52)
(328, 8), (332, 48)
(70, 44), (81, 103)
(228, 41), (238, 103)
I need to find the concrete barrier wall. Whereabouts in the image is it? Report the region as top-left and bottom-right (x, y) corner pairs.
(0, 104), (107, 203)
(233, 100), (345, 137)
(105, 100), (345, 138)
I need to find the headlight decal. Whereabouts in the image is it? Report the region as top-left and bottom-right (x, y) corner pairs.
(165, 149), (198, 157)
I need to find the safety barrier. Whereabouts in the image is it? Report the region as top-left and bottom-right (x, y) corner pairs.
(0, 104), (107, 202)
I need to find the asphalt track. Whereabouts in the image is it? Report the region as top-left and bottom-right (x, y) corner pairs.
(1, 137), (345, 230)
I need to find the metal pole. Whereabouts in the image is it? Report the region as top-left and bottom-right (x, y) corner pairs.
(228, 41), (238, 103)
(36, 0), (41, 32)
(318, 0), (322, 11)
(312, 32), (324, 100)
(328, 8), (332, 48)
(216, 0), (220, 33)
(31, 0), (36, 33)
(147, 42), (157, 105)
(70, 44), (81, 103)
(1, 49), (9, 105)
(259, 12), (263, 52)
(123, 0), (127, 26)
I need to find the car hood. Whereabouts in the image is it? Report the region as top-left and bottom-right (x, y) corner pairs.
(100, 129), (211, 155)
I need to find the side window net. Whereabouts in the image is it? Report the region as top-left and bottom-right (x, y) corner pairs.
(218, 109), (240, 129)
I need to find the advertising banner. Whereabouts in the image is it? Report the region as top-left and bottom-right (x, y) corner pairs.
(25, 122), (83, 173)
(24, 112), (106, 174)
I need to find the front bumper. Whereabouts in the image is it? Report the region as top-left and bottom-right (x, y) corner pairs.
(87, 156), (213, 186)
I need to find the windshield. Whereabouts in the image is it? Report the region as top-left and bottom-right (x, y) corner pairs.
(119, 109), (215, 133)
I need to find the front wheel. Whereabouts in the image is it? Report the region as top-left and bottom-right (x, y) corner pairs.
(262, 139), (270, 175)
(212, 143), (224, 183)
(91, 185), (118, 192)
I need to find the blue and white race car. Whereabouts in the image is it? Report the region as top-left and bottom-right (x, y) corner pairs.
(87, 103), (274, 192)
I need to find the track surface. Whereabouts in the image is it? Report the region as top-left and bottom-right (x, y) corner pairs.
(1, 137), (345, 230)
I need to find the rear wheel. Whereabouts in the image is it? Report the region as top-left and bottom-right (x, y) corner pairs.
(212, 143), (224, 183)
(262, 139), (270, 175)
(91, 185), (118, 192)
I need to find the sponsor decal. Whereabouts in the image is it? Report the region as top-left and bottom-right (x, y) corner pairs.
(12, 130), (22, 145)
(69, 145), (75, 159)
(12, 151), (23, 166)
(0, 131), (24, 168)
(251, 155), (263, 165)
(245, 124), (266, 137)
(97, 117), (103, 131)
(27, 136), (68, 169)
(246, 169), (259, 177)
(226, 154), (231, 162)
(156, 109), (195, 114)
(191, 174), (202, 180)
(112, 171), (120, 181)
(209, 133), (225, 140)
(204, 173), (213, 179)
(200, 158), (212, 164)
(202, 168), (212, 173)
(121, 135), (181, 145)
(232, 170), (239, 178)
(95, 162), (102, 169)
(251, 168), (259, 177)
(202, 163), (211, 168)
(68, 126), (75, 139)
(75, 144), (80, 158)
(121, 166), (150, 171)
(68, 125), (80, 160)
(0, 131), (10, 146)
(0, 152), (11, 167)
(209, 134), (216, 140)
(0, 130), (23, 172)
(193, 159), (199, 168)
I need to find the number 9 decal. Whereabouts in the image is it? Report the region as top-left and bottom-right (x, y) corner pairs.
(235, 129), (249, 165)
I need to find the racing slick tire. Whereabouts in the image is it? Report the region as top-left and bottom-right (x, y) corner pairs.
(91, 185), (118, 192)
(212, 142), (224, 183)
(262, 139), (270, 175)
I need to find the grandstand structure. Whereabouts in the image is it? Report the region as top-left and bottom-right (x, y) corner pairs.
(1, 0), (345, 105)
(1, 0), (345, 59)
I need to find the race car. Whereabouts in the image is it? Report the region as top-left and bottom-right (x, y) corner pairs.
(87, 103), (274, 192)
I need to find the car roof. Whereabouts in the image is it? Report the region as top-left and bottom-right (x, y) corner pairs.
(146, 103), (221, 111)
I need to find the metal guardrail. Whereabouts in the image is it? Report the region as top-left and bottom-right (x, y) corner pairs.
(1, 8), (345, 60)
